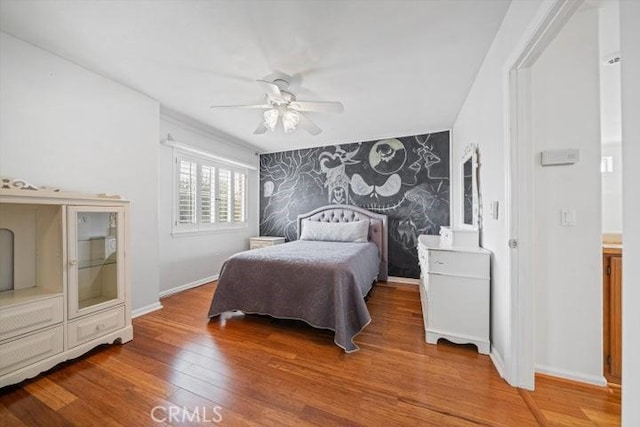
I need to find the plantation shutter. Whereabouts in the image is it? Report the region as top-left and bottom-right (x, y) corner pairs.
(174, 150), (248, 232)
(233, 172), (246, 222)
(177, 159), (197, 225)
(200, 164), (215, 224)
(217, 168), (231, 223)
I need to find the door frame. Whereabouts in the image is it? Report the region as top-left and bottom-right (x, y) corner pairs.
(505, 0), (583, 389)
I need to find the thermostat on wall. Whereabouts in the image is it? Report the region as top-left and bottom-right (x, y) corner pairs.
(540, 149), (579, 166)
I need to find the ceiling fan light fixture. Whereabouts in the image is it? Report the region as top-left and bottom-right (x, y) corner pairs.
(282, 109), (300, 133)
(263, 108), (279, 131)
(211, 77), (343, 135)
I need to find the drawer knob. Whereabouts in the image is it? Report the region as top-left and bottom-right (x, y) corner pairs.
(96, 323), (107, 331)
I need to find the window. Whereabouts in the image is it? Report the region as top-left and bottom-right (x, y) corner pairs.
(175, 153), (247, 233)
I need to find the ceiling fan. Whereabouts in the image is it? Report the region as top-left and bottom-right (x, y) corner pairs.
(210, 79), (344, 135)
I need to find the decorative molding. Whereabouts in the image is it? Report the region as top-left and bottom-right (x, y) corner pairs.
(160, 106), (262, 155)
(490, 346), (508, 382)
(535, 364), (607, 387)
(0, 177), (59, 192)
(386, 276), (420, 285)
(159, 275), (218, 299)
(162, 137), (258, 171)
(131, 302), (163, 319)
(461, 142), (478, 161)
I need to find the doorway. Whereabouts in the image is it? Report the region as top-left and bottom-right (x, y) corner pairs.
(507, 0), (623, 389)
(599, 0), (623, 386)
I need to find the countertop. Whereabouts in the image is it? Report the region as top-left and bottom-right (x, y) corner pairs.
(603, 243), (622, 255)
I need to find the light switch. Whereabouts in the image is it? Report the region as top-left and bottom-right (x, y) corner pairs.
(561, 209), (576, 227)
(490, 201), (499, 220)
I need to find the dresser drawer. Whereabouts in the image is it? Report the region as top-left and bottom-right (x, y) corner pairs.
(0, 296), (64, 342)
(0, 326), (64, 376)
(67, 306), (125, 348)
(422, 249), (489, 279)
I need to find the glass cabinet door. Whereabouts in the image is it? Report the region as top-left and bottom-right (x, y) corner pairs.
(67, 206), (125, 318)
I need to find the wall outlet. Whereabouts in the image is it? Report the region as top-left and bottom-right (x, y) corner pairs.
(561, 209), (576, 226)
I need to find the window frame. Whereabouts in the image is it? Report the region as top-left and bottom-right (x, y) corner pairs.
(172, 150), (248, 236)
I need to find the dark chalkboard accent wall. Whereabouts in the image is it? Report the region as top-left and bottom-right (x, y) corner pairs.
(259, 131), (450, 278)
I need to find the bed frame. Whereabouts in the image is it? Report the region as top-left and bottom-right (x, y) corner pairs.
(297, 205), (388, 281)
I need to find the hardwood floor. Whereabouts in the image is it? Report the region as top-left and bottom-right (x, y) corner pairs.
(0, 282), (620, 426)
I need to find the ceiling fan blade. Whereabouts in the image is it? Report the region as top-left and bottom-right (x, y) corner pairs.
(254, 121), (268, 134)
(289, 101), (344, 113)
(210, 104), (271, 109)
(297, 113), (322, 136)
(257, 79), (283, 100)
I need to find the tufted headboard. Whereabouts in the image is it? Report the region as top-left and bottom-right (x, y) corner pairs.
(297, 205), (388, 281)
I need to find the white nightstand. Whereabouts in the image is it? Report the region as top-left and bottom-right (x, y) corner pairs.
(249, 236), (285, 249)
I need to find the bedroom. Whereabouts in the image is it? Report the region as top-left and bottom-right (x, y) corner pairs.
(0, 0), (638, 425)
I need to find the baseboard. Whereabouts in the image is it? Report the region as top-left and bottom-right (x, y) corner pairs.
(535, 364), (607, 387)
(132, 301), (163, 318)
(490, 345), (506, 380)
(159, 274), (218, 299)
(386, 276), (419, 285)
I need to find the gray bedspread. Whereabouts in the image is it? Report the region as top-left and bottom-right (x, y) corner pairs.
(208, 240), (380, 352)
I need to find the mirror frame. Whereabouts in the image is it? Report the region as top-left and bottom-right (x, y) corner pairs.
(460, 143), (479, 230)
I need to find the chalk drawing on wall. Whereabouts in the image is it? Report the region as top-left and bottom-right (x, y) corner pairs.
(260, 131), (450, 278)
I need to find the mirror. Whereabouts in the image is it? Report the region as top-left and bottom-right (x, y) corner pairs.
(460, 143), (479, 229)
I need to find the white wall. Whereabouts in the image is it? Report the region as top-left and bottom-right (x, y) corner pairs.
(157, 111), (259, 294)
(531, 7), (603, 384)
(0, 33), (161, 311)
(601, 143), (623, 234)
(620, 0), (640, 424)
(599, 0), (621, 146)
(599, 0), (623, 235)
(451, 0), (548, 377)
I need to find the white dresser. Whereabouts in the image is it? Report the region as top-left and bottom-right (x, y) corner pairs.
(249, 236), (285, 250)
(417, 234), (491, 354)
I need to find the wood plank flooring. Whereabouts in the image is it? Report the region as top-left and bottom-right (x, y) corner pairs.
(0, 282), (620, 426)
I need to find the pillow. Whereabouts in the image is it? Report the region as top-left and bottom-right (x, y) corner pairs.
(300, 219), (370, 243)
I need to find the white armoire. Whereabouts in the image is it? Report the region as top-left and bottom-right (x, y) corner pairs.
(0, 182), (132, 387)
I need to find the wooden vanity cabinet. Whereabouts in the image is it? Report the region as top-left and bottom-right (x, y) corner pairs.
(603, 247), (622, 385)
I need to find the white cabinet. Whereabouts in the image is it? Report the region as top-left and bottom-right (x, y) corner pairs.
(67, 206), (125, 318)
(0, 186), (132, 388)
(249, 236), (285, 250)
(417, 235), (491, 354)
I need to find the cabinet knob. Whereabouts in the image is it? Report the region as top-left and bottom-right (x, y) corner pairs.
(69, 259), (78, 266)
(96, 323), (107, 331)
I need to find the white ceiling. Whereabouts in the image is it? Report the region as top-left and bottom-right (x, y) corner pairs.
(0, 0), (511, 153)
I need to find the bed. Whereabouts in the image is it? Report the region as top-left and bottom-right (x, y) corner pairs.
(208, 205), (388, 352)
